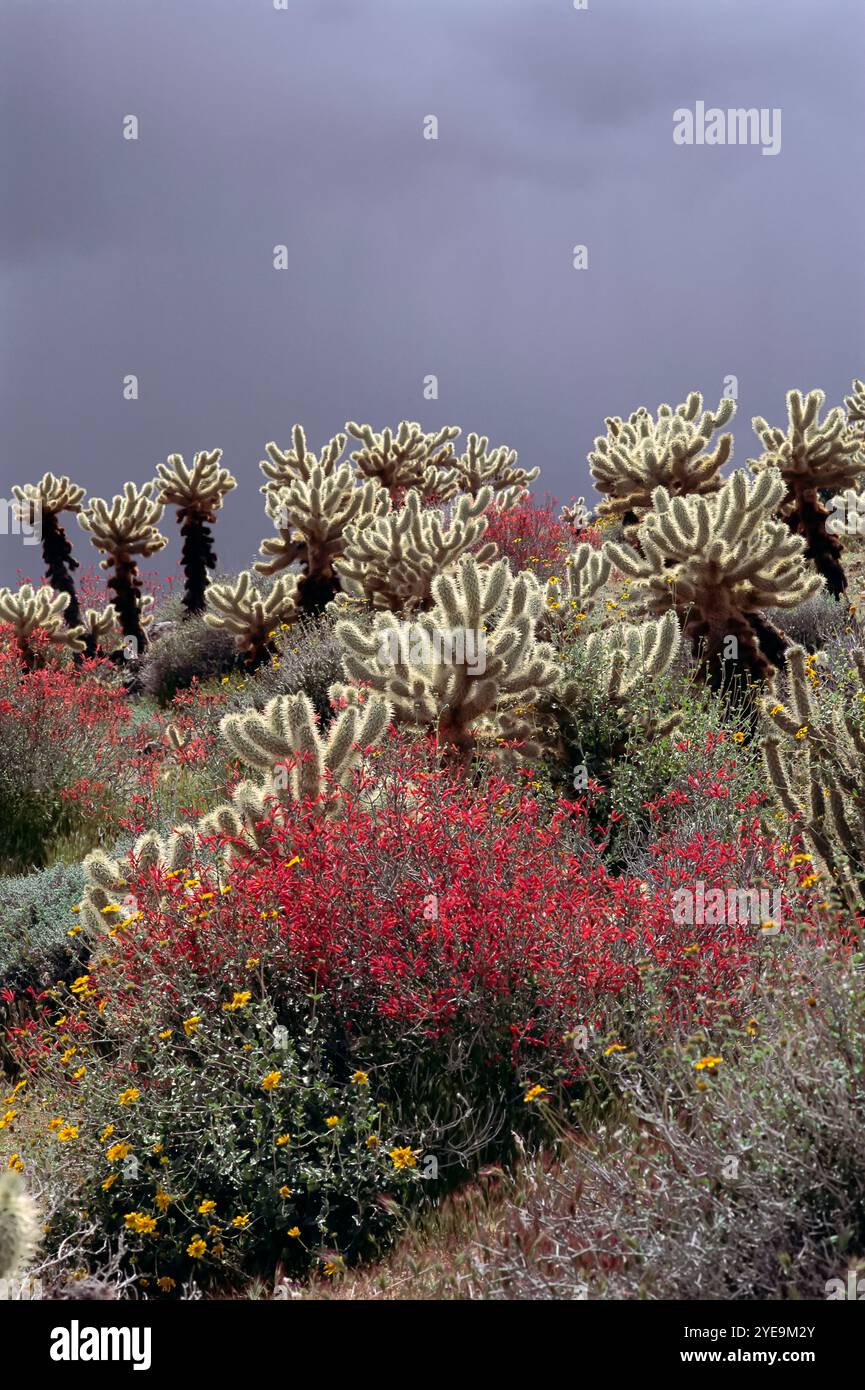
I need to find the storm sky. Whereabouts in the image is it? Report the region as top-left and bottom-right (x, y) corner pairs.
(2, 0), (864, 584)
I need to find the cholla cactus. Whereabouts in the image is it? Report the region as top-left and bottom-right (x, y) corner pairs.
(448, 433), (537, 506)
(335, 487), (496, 612)
(78, 482), (167, 652)
(0, 584), (84, 668)
(0, 1173), (39, 1284)
(844, 378), (865, 428)
(257, 463), (388, 612)
(560, 497), (592, 536)
(80, 826), (197, 936)
(203, 571), (299, 668)
(12, 473), (87, 636)
(155, 450), (236, 614)
(750, 389), (865, 597)
(605, 469), (823, 688)
(336, 555), (558, 764)
(554, 543), (612, 616)
(761, 644), (865, 913)
(581, 609), (681, 702)
(207, 689), (391, 840)
(259, 425), (347, 491)
(80, 603), (125, 657)
(589, 392), (734, 530)
(346, 420), (461, 500)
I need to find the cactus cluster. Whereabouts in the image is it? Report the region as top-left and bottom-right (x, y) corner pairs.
(589, 392), (734, 531)
(335, 486), (496, 612)
(761, 644), (865, 913)
(750, 389), (865, 597)
(447, 432), (538, 505)
(336, 554), (558, 764)
(203, 571), (299, 668)
(0, 584), (84, 668)
(346, 420), (461, 500)
(80, 826), (197, 936)
(604, 469), (823, 689)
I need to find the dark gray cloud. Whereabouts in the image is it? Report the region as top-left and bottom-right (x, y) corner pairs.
(2, 0), (864, 584)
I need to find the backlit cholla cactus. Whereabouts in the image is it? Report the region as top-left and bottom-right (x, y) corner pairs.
(448, 432), (537, 506)
(552, 543), (612, 617)
(0, 1173), (39, 1284)
(750, 389), (865, 598)
(589, 392), (734, 531)
(544, 611), (683, 788)
(336, 555), (558, 764)
(560, 497), (592, 537)
(335, 487), (496, 612)
(346, 420), (461, 501)
(256, 426), (389, 611)
(761, 644), (865, 913)
(204, 689), (392, 843)
(0, 584), (84, 669)
(581, 609), (682, 703)
(203, 571), (299, 668)
(604, 469), (823, 688)
(155, 450), (236, 615)
(12, 473), (87, 635)
(79, 603), (125, 658)
(844, 378), (865, 429)
(79, 825), (197, 936)
(78, 482), (167, 653)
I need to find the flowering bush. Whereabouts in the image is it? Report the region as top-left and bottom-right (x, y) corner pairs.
(480, 495), (583, 582)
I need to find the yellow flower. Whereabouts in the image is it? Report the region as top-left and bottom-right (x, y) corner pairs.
(70, 975), (91, 995)
(157, 1276), (176, 1292)
(278, 1186), (292, 1199)
(155, 1189), (171, 1213)
(350, 1070), (369, 1086)
(183, 1016), (201, 1037)
(231, 1214), (250, 1228)
(223, 991), (251, 1012)
(523, 1084), (548, 1102)
(261, 1071), (281, 1092)
(287, 1227), (301, 1238)
(693, 1056), (723, 1072)
(124, 1212), (157, 1235)
(276, 1133), (291, 1147)
(106, 1141), (131, 1162)
(100, 1124), (115, 1143)
(389, 1146), (417, 1170)
(7, 1154), (24, 1172)
(325, 1115), (340, 1128)
(158, 1028), (172, 1039)
(60, 1047), (76, 1063)
(72, 1066), (85, 1081)
(603, 1044), (627, 1056)
(245, 956), (259, 968)
(0, 1109), (16, 1130)
(101, 1173), (118, 1191)
(118, 1087), (140, 1106)
(732, 731), (745, 743)
(794, 725), (808, 740)
(57, 1124), (78, 1142)
(198, 1199), (217, 1215)
(187, 1237), (207, 1259)
(365, 1135), (379, 1149)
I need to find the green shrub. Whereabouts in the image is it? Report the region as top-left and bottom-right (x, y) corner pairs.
(139, 617), (238, 705)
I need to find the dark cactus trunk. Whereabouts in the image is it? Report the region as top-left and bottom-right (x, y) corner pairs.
(787, 482), (847, 600)
(179, 510), (217, 616)
(108, 556), (148, 656)
(40, 513), (96, 660)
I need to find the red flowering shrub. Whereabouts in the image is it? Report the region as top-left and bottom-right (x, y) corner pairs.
(481, 494), (595, 581)
(0, 638), (134, 869)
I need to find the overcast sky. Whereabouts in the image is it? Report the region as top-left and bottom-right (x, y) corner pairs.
(2, 0), (864, 584)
